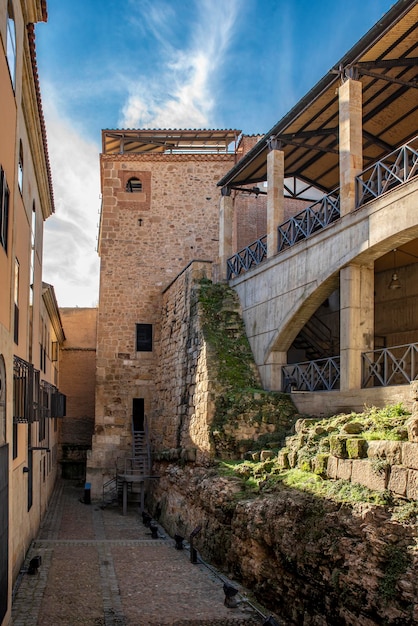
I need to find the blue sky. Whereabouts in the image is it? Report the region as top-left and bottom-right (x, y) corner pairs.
(35, 0), (395, 307)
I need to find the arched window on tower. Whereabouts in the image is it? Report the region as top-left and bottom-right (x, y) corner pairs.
(126, 177), (142, 192)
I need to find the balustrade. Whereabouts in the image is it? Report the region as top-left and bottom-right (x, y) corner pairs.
(356, 136), (418, 208)
(277, 190), (340, 253)
(362, 342), (418, 388)
(282, 356), (340, 392)
(226, 235), (267, 279)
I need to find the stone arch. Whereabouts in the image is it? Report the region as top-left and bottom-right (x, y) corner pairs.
(264, 273), (340, 364)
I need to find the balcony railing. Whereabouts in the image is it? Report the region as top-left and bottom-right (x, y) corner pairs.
(282, 356), (340, 392)
(226, 235), (267, 279)
(356, 136), (418, 208)
(362, 342), (418, 388)
(277, 189), (340, 253)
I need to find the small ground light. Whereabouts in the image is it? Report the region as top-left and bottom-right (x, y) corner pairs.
(149, 522), (159, 539)
(263, 617), (280, 626)
(27, 556), (42, 575)
(174, 534), (184, 550)
(223, 583), (239, 608)
(142, 512), (152, 527)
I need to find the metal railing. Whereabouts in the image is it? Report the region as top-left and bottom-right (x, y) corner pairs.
(277, 189), (340, 252)
(226, 235), (267, 279)
(356, 136), (418, 208)
(282, 356), (340, 392)
(362, 342), (418, 388)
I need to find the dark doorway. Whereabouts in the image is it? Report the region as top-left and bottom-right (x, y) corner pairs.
(0, 444), (9, 624)
(132, 398), (144, 431)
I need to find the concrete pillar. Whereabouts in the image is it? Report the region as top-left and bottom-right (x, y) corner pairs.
(260, 350), (287, 391)
(339, 77), (362, 216)
(340, 264), (374, 391)
(219, 188), (233, 280)
(267, 147), (285, 258)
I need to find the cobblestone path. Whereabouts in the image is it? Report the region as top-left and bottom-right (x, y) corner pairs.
(11, 481), (267, 626)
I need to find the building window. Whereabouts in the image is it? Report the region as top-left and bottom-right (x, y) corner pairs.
(136, 324), (152, 352)
(18, 141), (23, 193)
(6, 1), (16, 88)
(0, 167), (9, 252)
(126, 177), (142, 192)
(13, 259), (19, 345)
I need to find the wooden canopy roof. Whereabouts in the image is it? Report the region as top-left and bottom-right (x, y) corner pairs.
(218, 0), (418, 194)
(102, 129), (241, 155)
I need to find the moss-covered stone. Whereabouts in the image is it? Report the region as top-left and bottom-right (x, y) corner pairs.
(329, 435), (349, 459)
(313, 453), (329, 476)
(346, 437), (368, 459)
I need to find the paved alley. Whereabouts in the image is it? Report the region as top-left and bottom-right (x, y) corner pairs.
(11, 480), (267, 626)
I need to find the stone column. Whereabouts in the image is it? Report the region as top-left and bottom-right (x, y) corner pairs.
(267, 145), (284, 258)
(340, 263), (374, 391)
(339, 77), (363, 216)
(219, 187), (233, 280)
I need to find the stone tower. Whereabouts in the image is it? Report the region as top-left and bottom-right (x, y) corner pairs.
(87, 129), (240, 495)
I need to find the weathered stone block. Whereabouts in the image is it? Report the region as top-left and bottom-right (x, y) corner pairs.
(288, 449), (297, 468)
(367, 440), (402, 465)
(294, 418), (320, 434)
(346, 437), (368, 459)
(342, 422), (363, 434)
(260, 450), (274, 461)
(406, 469), (418, 500)
(336, 459), (352, 481)
(277, 449), (290, 469)
(406, 417), (418, 443)
(313, 453), (329, 477)
(401, 442), (418, 469)
(327, 455), (338, 479)
(388, 465), (408, 497)
(329, 435), (348, 458)
(351, 459), (388, 491)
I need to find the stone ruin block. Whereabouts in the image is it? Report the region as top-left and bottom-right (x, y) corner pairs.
(329, 435), (349, 458)
(406, 468), (418, 500)
(277, 449), (290, 469)
(336, 458), (352, 481)
(401, 442), (418, 470)
(326, 455), (338, 479)
(388, 465), (408, 497)
(406, 417), (418, 443)
(346, 437), (368, 459)
(367, 440), (402, 465)
(351, 459), (388, 492)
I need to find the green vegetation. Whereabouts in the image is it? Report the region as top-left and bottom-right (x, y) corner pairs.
(217, 459), (392, 505)
(198, 278), (260, 389)
(214, 403), (413, 511)
(198, 278), (297, 456)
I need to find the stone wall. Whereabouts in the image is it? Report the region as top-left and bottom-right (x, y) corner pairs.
(59, 308), (97, 478)
(152, 260), (216, 458)
(152, 265), (297, 461)
(148, 461), (418, 625)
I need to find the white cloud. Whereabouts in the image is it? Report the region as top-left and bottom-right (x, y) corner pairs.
(42, 91), (101, 308)
(120, 0), (239, 129)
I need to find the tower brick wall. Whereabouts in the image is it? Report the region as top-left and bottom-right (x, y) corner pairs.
(87, 149), (237, 494)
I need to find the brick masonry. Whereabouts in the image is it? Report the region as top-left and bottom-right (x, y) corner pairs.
(87, 149), (239, 494)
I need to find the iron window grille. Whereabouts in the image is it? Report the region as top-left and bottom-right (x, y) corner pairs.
(13, 356), (34, 423)
(136, 324), (153, 352)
